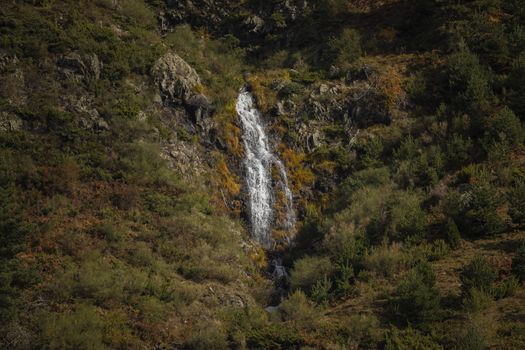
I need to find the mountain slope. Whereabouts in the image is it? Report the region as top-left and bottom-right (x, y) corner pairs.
(1, 0), (525, 349)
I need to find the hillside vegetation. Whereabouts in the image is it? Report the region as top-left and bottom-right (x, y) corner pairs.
(1, 0), (525, 349)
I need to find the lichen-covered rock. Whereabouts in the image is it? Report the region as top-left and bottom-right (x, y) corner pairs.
(83, 54), (101, 80)
(162, 141), (206, 178)
(57, 53), (101, 80)
(0, 51), (18, 71)
(64, 95), (108, 131)
(186, 94), (213, 123)
(244, 15), (265, 33)
(152, 52), (201, 104)
(0, 112), (23, 131)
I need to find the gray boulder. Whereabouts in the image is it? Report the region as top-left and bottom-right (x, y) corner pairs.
(83, 54), (101, 80)
(0, 112), (23, 131)
(152, 53), (201, 104)
(58, 53), (101, 80)
(244, 15), (265, 33)
(186, 93), (213, 123)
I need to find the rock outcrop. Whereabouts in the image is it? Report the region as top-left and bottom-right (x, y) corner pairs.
(152, 53), (201, 104)
(57, 53), (101, 81)
(64, 96), (109, 131)
(152, 53), (217, 141)
(0, 112), (23, 131)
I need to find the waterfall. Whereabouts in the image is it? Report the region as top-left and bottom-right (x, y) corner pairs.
(236, 89), (295, 249)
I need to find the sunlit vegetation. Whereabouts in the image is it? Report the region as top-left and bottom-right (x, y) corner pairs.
(1, 0), (525, 348)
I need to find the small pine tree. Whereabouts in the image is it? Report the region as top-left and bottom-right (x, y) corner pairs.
(326, 28), (362, 67)
(389, 263), (441, 325)
(445, 218), (461, 249)
(509, 180), (525, 225)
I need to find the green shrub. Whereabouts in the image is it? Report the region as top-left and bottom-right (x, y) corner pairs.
(454, 324), (486, 350)
(333, 260), (355, 297)
(428, 240), (451, 261)
(393, 138), (444, 188)
(0, 191), (31, 260)
(136, 296), (168, 323)
(493, 276), (519, 299)
(365, 242), (407, 278)
(221, 306), (267, 339)
(389, 263), (441, 325)
(333, 314), (382, 349)
(509, 180), (525, 224)
(445, 180), (504, 238)
(143, 192), (175, 217)
(38, 305), (108, 350)
(310, 276), (332, 306)
(512, 243), (525, 282)
(507, 55), (525, 119)
(326, 28), (362, 67)
(463, 287), (493, 312)
(246, 324), (304, 349)
(460, 256), (497, 297)
(446, 134), (472, 169)
(289, 256), (334, 294)
(279, 291), (318, 325)
(187, 321), (228, 350)
(444, 219), (461, 249)
(92, 223), (124, 243)
(385, 327), (442, 350)
(119, 0), (157, 28)
(117, 142), (176, 186)
(388, 191), (427, 242)
(482, 107), (524, 147)
(445, 43), (492, 115)
(280, 81), (304, 96)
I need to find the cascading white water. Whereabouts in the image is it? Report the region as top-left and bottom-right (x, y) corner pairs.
(236, 89), (295, 249)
